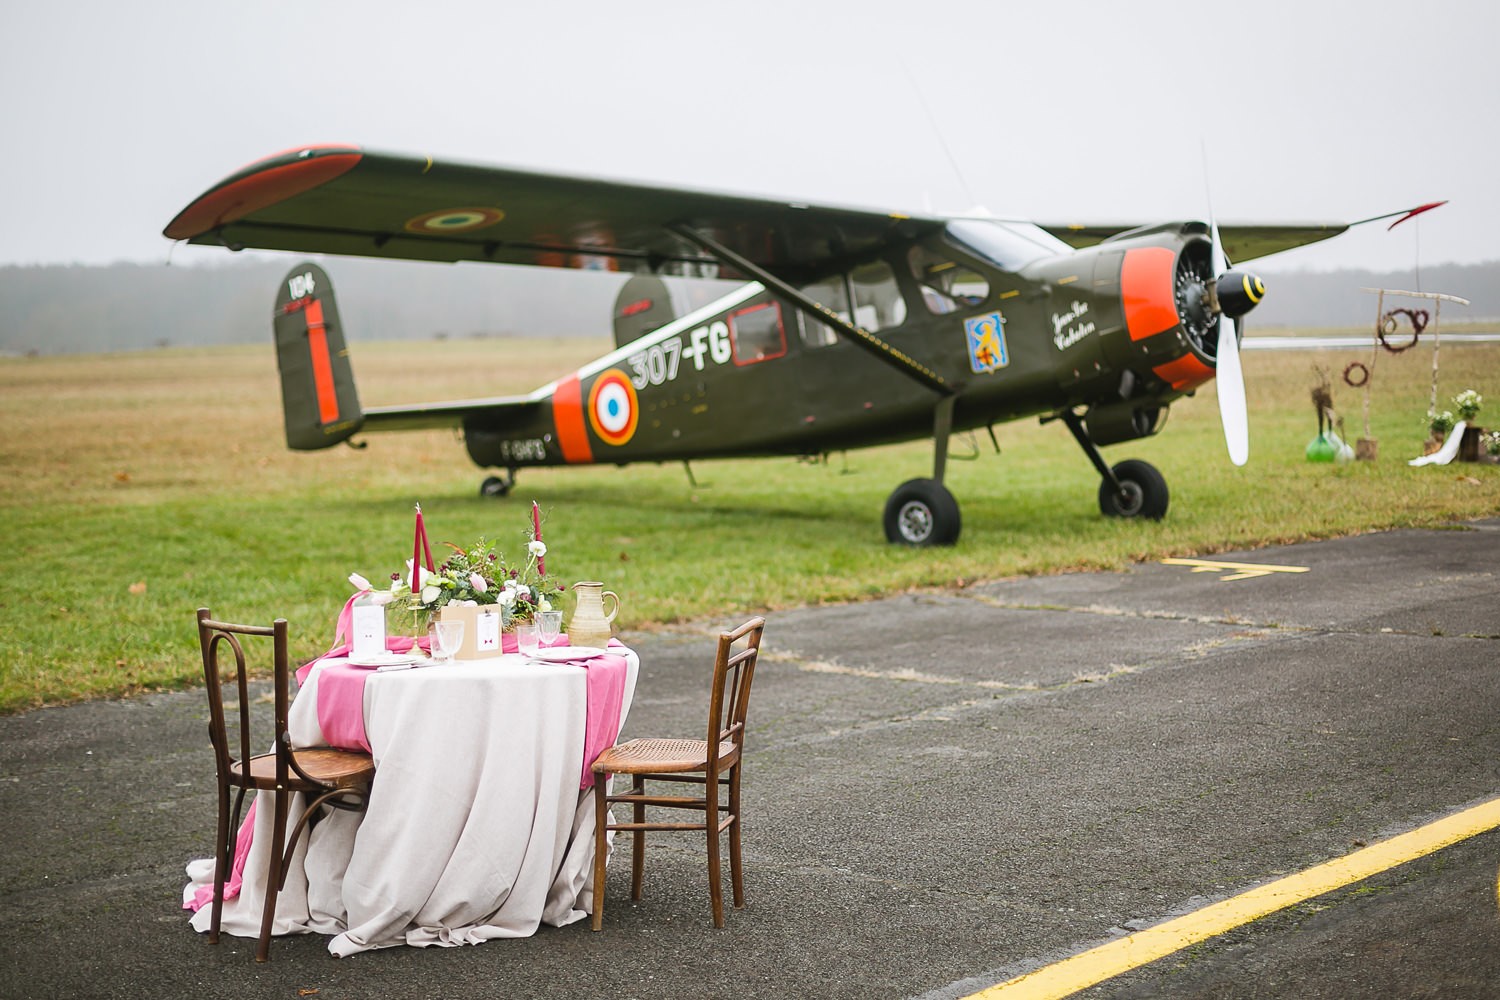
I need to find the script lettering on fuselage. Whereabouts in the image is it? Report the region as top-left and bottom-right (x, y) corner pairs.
(628, 321), (732, 389)
(1051, 300), (1096, 351)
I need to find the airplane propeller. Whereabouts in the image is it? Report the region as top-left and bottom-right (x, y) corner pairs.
(1209, 219), (1259, 466)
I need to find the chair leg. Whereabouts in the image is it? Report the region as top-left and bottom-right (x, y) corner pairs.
(590, 775), (609, 931)
(256, 789), (289, 963)
(209, 786), (231, 944)
(705, 791), (724, 928)
(728, 767), (745, 909)
(630, 775), (646, 901)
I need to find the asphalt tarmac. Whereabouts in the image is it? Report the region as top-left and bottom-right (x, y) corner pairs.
(2, 519), (1497, 1000)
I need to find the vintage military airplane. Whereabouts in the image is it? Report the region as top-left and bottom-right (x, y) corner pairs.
(164, 144), (1439, 544)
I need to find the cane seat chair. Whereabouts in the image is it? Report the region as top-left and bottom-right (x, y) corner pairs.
(196, 608), (375, 962)
(590, 616), (765, 929)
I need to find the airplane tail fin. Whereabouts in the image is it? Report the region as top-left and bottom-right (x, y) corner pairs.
(272, 262), (364, 450)
(612, 274), (679, 348)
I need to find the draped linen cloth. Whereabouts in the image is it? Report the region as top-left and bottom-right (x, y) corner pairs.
(183, 648), (638, 955)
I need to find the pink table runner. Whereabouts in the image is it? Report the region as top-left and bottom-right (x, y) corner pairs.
(298, 635), (629, 787)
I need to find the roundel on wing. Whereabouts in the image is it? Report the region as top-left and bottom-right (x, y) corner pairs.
(587, 369), (638, 447)
(404, 207), (506, 234)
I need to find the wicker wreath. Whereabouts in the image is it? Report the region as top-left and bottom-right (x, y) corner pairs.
(1377, 308), (1427, 353)
(1342, 361), (1370, 387)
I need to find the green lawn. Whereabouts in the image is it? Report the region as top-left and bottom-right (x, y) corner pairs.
(2, 334), (1495, 711)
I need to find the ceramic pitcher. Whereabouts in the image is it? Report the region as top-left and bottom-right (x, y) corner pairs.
(568, 581), (619, 648)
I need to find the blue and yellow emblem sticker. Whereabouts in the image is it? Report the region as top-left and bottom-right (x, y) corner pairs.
(965, 311), (1008, 374)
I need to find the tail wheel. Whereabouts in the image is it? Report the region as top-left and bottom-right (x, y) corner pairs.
(479, 475), (511, 499)
(1098, 460), (1169, 520)
(883, 478), (961, 546)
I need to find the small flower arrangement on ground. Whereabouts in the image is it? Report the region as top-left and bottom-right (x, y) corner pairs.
(1453, 389), (1483, 423)
(1485, 429), (1500, 457)
(1428, 409), (1456, 437)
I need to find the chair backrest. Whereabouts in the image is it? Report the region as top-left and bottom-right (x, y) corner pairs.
(706, 617), (765, 771)
(196, 608), (293, 789)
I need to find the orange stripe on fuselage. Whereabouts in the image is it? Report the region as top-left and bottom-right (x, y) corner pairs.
(552, 374), (593, 464)
(304, 300), (340, 425)
(1152, 352), (1215, 392)
(1121, 247), (1179, 341)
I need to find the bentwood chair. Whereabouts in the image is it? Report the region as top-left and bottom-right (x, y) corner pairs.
(590, 616), (765, 929)
(196, 608), (375, 962)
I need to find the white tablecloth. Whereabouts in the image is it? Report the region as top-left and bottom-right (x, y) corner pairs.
(184, 650), (638, 956)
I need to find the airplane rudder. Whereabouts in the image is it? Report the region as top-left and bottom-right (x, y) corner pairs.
(272, 262), (363, 450)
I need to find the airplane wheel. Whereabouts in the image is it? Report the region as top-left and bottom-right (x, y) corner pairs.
(883, 478), (961, 546)
(479, 475), (510, 499)
(1098, 460), (1169, 520)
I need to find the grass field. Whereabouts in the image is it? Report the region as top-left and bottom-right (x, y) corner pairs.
(2, 331), (1496, 712)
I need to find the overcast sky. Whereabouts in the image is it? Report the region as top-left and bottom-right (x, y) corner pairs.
(3, 0), (1494, 275)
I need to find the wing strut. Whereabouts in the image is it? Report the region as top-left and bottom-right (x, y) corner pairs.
(667, 223), (952, 397)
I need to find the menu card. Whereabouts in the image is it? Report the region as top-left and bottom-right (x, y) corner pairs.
(351, 598), (387, 659)
(475, 609), (502, 655)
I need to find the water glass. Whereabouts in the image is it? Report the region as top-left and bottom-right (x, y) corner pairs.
(515, 622), (541, 657)
(429, 620), (464, 663)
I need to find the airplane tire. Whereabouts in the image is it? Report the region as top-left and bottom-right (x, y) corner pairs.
(883, 478), (961, 546)
(1098, 460), (1169, 520)
(479, 475), (511, 499)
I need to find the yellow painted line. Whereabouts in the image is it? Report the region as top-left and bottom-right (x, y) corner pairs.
(966, 796), (1500, 1000)
(1161, 557), (1310, 581)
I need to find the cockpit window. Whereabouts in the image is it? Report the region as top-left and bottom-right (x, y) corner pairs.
(945, 219), (1070, 270)
(908, 244), (989, 315)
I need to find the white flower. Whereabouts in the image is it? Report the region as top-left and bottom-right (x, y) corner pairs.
(348, 572), (373, 592)
(539, 597), (552, 613)
(421, 584), (441, 604)
(503, 578), (519, 591)
(528, 540), (547, 559)
(369, 591), (395, 606)
(498, 589), (517, 607)
(469, 572), (488, 594)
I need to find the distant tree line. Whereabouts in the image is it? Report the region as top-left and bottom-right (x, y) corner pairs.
(1, 257), (1494, 356)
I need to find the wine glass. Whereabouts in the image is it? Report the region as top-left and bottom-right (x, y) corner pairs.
(538, 610), (563, 646)
(430, 620), (464, 664)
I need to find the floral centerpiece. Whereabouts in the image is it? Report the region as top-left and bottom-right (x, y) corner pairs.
(348, 503), (564, 637)
(1428, 409), (1456, 438)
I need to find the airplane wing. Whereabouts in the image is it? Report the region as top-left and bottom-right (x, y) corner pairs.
(1037, 222), (1351, 262)
(165, 145), (945, 282)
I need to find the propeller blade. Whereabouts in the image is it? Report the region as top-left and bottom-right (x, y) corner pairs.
(1216, 313), (1250, 466)
(1209, 217), (1249, 465)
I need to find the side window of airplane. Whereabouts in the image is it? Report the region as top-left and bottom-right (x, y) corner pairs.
(851, 260), (907, 332)
(728, 301), (788, 365)
(794, 277), (848, 349)
(908, 245), (990, 315)
(795, 260), (906, 348)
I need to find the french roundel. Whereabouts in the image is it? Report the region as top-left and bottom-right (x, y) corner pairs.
(404, 207), (506, 234)
(587, 369), (638, 447)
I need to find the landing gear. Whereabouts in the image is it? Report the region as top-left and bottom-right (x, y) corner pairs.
(1054, 409), (1169, 521)
(883, 478), (961, 546)
(1097, 459), (1169, 520)
(479, 473), (513, 498)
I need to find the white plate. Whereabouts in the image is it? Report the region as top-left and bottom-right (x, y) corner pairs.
(530, 646), (607, 662)
(347, 652), (416, 668)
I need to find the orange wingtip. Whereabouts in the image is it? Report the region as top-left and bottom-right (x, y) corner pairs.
(164, 145), (362, 240)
